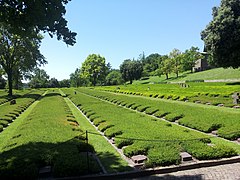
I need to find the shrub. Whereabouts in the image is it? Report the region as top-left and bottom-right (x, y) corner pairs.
(182, 141), (237, 160)
(154, 111), (169, 118)
(85, 111), (95, 118)
(136, 106), (150, 112)
(145, 108), (158, 115)
(131, 104), (141, 110)
(146, 146), (181, 167)
(0, 125), (3, 132)
(0, 120), (9, 127)
(115, 138), (134, 149)
(89, 115), (100, 122)
(93, 119), (106, 126)
(98, 122), (114, 132)
(123, 143), (150, 157)
(104, 127), (122, 138)
(165, 113), (184, 122)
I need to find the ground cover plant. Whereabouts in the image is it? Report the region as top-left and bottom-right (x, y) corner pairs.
(0, 91), (100, 178)
(79, 87), (240, 140)
(95, 82), (240, 107)
(63, 88), (238, 168)
(0, 89), (44, 132)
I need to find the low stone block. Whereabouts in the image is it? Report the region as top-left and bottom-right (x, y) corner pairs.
(233, 105), (240, 109)
(212, 130), (218, 135)
(237, 138), (240, 143)
(180, 152), (193, 161)
(131, 155), (147, 164)
(217, 104), (224, 107)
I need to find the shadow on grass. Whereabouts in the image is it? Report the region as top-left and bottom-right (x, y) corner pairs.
(0, 137), (101, 179)
(132, 174), (203, 180)
(226, 82), (240, 86)
(97, 151), (133, 173)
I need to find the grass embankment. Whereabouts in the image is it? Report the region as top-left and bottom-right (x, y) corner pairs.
(96, 82), (240, 107)
(0, 91), (100, 178)
(133, 68), (240, 84)
(64, 88), (239, 168)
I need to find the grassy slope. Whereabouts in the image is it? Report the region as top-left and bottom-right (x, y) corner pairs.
(133, 68), (240, 84)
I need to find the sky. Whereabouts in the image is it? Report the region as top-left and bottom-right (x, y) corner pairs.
(39, 0), (221, 81)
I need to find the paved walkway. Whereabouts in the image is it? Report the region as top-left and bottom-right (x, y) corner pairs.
(136, 163), (240, 180)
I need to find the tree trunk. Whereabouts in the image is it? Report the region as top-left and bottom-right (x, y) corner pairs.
(7, 69), (13, 96)
(130, 79), (133, 84)
(165, 73), (168, 80)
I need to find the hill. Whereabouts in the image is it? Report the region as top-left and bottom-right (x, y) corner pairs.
(133, 68), (240, 84)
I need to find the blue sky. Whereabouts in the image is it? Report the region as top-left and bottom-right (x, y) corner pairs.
(40, 0), (221, 80)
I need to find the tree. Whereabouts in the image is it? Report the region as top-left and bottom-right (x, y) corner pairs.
(142, 53), (162, 76)
(169, 49), (182, 78)
(120, 59), (143, 84)
(29, 68), (49, 88)
(48, 78), (59, 88)
(70, 68), (81, 87)
(159, 57), (172, 80)
(0, 25), (46, 96)
(105, 70), (123, 85)
(183, 46), (203, 72)
(201, 0), (240, 68)
(0, 0), (76, 46)
(81, 54), (108, 86)
(59, 79), (70, 88)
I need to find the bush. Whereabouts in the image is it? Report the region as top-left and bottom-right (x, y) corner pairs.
(104, 127), (122, 138)
(146, 146), (181, 167)
(154, 111), (169, 118)
(131, 104), (141, 110)
(98, 122), (114, 132)
(145, 108), (158, 115)
(165, 113), (184, 122)
(123, 143), (150, 157)
(137, 106), (150, 112)
(182, 141), (237, 160)
(0, 120), (9, 127)
(0, 125), (3, 132)
(115, 138), (134, 149)
(93, 119), (106, 126)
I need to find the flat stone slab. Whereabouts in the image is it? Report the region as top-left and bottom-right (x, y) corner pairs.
(212, 130), (218, 135)
(206, 102), (211, 105)
(131, 155), (147, 164)
(233, 105), (240, 109)
(109, 137), (115, 144)
(237, 138), (240, 143)
(180, 152), (193, 161)
(217, 104), (224, 107)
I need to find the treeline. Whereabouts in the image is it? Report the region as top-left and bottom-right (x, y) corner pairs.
(69, 46), (205, 87)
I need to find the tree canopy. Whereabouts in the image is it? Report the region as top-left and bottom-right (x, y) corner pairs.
(0, 0), (76, 45)
(120, 59), (143, 84)
(201, 0), (240, 68)
(81, 54), (108, 86)
(0, 25), (46, 95)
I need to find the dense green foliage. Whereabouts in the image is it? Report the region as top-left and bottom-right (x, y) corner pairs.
(201, 0), (240, 68)
(120, 59), (143, 84)
(0, 0), (76, 46)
